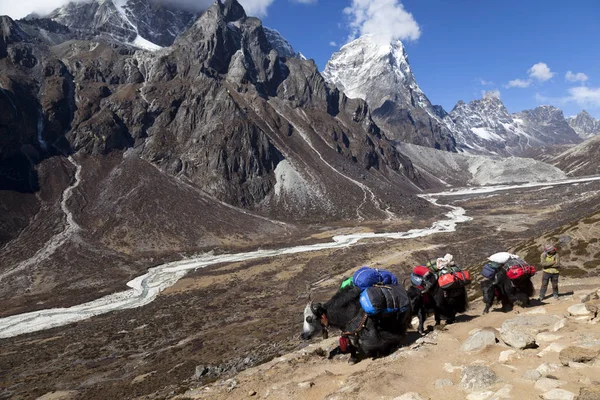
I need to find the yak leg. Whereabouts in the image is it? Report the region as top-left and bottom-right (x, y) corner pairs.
(328, 346), (343, 360)
(418, 306), (427, 334)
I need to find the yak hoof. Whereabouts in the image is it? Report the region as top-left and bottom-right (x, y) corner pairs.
(483, 307), (489, 314)
(348, 357), (358, 365)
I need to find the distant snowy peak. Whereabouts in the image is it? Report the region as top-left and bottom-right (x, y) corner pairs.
(263, 27), (301, 59)
(567, 110), (600, 139)
(47, 0), (198, 50)
(322, 34), (427, 109)
(449, 96), (581, 155)
(322, 34), (457, 151)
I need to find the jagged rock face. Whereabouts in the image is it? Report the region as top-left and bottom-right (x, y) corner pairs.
(1, 0), (426, 224)
(567, 110), (600, 139)
(46, 0), (199, 48)
(514, 106), (581, 146)
(449, 95), (581, 156)
(323, 35), (456, 151)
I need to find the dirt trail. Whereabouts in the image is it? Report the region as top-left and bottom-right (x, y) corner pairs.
(177, 275), (600, 400)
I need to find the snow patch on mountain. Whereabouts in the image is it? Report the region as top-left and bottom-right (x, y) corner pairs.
(263, 27), (300, 59)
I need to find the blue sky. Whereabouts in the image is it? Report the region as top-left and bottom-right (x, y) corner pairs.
(259, 0), (600, 118)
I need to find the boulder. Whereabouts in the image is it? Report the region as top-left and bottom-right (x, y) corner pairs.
(536, 363), (561, 376)
(466, 392), (494, 400)
(434, 379), (454, 389)
(580, 292), (599, 303)
(393, 393), (426, 400)
(461, 329), (499, 352)
(499, 350), (520, 363)
(460, 365), (499, 391)
(536, 332), (563, 342)
(568, 303), (591, 316)
(585, 299), (600, 318)
(540, 388), (576, 400)
(558, 346), (600, 366)
(552, 318), (568, 332)
(500, 315), (559, 349)
(577, 386), (600, 400)
(500, 328), (536, 350)
(534, 377), (566, 392)
(537, 343), (567, 358)
(522, 369), (542, 381)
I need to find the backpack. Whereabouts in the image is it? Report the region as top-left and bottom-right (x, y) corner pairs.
(505, 264), (536, 281)
(359, 284), (410, 316)
(410, 265), (437, 290)
(353, 267), (398, 291)
(481, 263), (498, 280)
(438, 270), (471, 290)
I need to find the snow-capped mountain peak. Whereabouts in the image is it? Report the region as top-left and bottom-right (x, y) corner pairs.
(47, 0), (199, 50)
(323, 34), (423, 109)
(322, 34), (457, 151)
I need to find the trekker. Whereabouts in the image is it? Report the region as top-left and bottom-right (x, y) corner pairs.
(539, 244), (560, 301)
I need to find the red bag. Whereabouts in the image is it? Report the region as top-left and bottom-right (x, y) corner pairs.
(413, 265), (430, 276)
(506, 264), (536, 281)
(438, 270), (471, 290)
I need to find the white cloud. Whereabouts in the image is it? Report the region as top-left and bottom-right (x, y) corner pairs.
(505, 78), (531, 88)
(536, 86), (600, 109)
(343, 0), (421, 43)
(528, 62), (555, 82)
(291, 0), (317, 3)
(478, 79), (494, 86)
(481, 89), (501, 99)
(0, 0), (275, 19)
(565, 71), (589, 83)
(567, 86), (600, 107)
(329, 41), (338, 47)
(239, 0), (276, 16)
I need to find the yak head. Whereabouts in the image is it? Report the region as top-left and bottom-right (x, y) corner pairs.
(301, 300), (326, 340)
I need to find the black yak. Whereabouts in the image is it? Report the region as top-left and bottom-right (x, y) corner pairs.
(302, 285), (412, 364)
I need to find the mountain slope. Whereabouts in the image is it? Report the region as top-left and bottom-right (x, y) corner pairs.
(323, 35), (456, 151)
(552, 134), (600, 176)
(398, 143), (567, 187)
(0, 0), (438, 317)
(567, 110), (600, 139)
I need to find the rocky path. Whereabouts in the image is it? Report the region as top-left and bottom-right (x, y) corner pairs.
(177, 277), (600, 400)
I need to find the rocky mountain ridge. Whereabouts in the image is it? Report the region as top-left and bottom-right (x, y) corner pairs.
(448, 95), (582, 156)
(322, 35), (586, 157)
(568, 110), (600, 139)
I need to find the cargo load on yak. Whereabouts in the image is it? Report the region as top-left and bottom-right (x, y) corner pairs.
(481, 261), (503, 280)
(504, 258), (536, 282)
(410, 265), (437, 291)
(437, 267), (471, 290)
(352, 267), (398, 291)
(359, 284), (410, 316)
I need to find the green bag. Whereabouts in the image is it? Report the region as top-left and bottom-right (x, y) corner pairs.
(339, 277), (354, 290)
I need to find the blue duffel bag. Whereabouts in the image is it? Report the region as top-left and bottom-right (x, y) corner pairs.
(353, 267), (398, 291)
(482, 263), (498, 280)
(359, 284), (409, 316)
